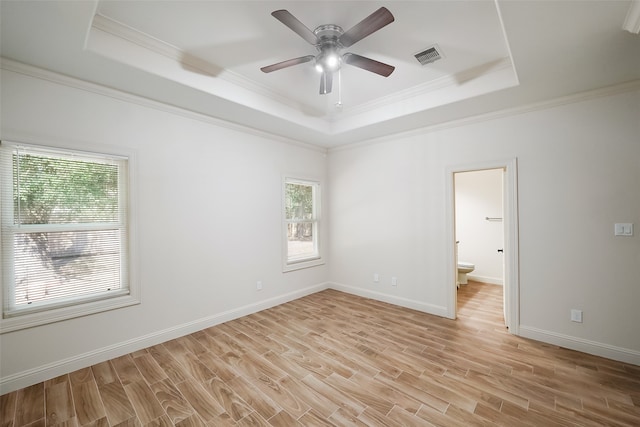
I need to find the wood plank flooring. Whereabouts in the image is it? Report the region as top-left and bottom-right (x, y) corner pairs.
(2, 282), (640, 426)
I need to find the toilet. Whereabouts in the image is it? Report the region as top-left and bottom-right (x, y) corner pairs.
(457, 261), (475, 285)
(455, 241), (475, 285)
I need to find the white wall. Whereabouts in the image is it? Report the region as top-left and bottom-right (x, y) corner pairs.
(2, 64), (640, 392)
(455, 169), (504, 285)
(329, 87), (640, 363)
(0, 68), (329, 392)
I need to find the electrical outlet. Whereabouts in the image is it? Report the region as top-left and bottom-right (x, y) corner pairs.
(257, 281), (263, 291)
(373, 273), (379, 283)
(614, 223), (633, 236)
(391, 277), (397, 287)
(570, 309), (582, 323)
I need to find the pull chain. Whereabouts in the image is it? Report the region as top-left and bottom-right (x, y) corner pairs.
(335, 69), (343, 111)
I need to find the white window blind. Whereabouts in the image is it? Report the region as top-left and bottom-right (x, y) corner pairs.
(0, 142), (129, 319)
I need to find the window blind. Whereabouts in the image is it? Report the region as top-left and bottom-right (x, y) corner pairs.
(0, 142), (129, 317)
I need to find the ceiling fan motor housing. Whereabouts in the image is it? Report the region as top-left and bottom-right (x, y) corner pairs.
(314, 24), (344, 41)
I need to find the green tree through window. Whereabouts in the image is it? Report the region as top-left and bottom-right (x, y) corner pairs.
(284, 178), (321, 269)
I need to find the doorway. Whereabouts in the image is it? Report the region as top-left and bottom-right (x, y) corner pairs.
(445, 158), (519, 333)
(455, 168), (505, 322)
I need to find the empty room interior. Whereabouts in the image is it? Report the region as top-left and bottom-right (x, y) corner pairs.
(1, 1), (640, 426)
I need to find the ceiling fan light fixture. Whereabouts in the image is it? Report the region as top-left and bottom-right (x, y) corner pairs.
(315, 49), (341, 73)
(326, 53), (340, 70)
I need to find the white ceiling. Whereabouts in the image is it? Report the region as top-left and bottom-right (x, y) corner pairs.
(1, 1), (639, 148)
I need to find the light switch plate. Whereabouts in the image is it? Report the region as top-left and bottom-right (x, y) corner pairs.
(614, 223), (633, 236)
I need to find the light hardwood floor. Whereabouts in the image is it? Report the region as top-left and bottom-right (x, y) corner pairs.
(2, 282), (639, 426)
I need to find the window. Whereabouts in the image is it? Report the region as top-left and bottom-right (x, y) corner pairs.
(283, 178), (323, 271)
(0, 142), (137, 332)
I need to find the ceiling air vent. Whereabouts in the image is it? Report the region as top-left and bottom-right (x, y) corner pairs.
(414, 45), (443, 66)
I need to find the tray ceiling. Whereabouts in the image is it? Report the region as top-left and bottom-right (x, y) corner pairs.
(1, 1), (639, 147)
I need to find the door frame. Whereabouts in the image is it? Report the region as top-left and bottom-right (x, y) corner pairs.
(444, 158), (520, 334)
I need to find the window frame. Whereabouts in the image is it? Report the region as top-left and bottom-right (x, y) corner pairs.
(282, 176), (324, 272)
(0, 140), (139, 333)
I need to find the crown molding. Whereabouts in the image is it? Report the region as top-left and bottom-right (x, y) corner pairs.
(337, 57), (513, 121)
(623, 0), (640, 33)
(0, 58), (328, 154)
(329, 79), (640, 153)
(90, 14), (318, 115)
(5, 57), (637, 154)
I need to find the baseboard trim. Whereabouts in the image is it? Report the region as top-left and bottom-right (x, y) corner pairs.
(519, 325), (640, 366)
(467, 275), (503, 286)
(328, 282), (448, 318)
(7, 283), (638, 393)
(0, 282), (330, 394)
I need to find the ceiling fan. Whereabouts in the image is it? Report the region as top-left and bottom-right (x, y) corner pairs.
(261, 7), (395, 95)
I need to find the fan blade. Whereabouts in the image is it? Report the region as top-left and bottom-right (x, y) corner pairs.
(343, 53), (395, 77)
(319, 71), (333, 94)
(339, 7), (394, 48)
(271, 10), (317, 45)
(261, 55), (315, 73)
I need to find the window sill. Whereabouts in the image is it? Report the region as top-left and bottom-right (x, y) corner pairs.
(283, 257), (325, 273)
(0, 294), (140, 334)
